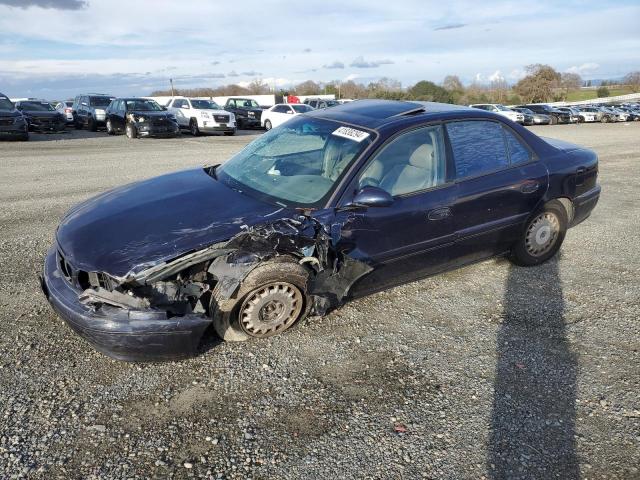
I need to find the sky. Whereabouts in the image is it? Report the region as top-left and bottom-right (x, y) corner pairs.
(0, 0), (638, 100)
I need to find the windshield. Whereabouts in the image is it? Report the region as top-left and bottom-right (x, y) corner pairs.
(20, 101), (55, 111)
(325, 100), (339, 107)
(125, 99), (163, 111)
(237, 99), (260, 108)
(0, 96), (14, 110)
(191, 99), (222, 110)
(496, 105), (511, 111)
(90, 96), (113, 107)
(291, 104), (313, 113)
(217, 117), (373, 207)
(518, 108), (533, 114)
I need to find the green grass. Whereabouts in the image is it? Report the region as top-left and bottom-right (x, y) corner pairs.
(565, 87), (633, 101)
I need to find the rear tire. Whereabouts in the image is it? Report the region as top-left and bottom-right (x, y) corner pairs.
(88, 116), (97, 132)
(264, 119), (272, 131)
(125, 122), (138, 139)
(509, 200), (567, 267)
(211, 257), (310, 342)
(223, 129), (236, 136)
(550, 115), (558, 125)
(601, 115), (609, 123)
(106, 119), (114, 135)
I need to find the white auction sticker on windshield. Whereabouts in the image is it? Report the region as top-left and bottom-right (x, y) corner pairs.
(332, 126), (370, 142)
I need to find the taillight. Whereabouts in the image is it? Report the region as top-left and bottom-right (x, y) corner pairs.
(65, 108), (72, 113)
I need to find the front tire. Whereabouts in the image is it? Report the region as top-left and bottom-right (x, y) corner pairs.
(106, 119), (114, 135)
(125, 122), (138, 139)
(264, 119), (272, 131)
(88, 116), (97, 132)
(510, 200), (567, 267)
(223, 129), (236, 136)
(211, 257), (310, 342)
(190, 119), (200, 136)
(549, 115), (558, 125)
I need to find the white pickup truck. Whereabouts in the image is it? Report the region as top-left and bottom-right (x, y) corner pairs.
(165, 97), (236, 136)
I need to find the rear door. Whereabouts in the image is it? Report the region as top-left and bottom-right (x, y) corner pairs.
(337, 124), (458, 296)
(446, 120), (548, 265)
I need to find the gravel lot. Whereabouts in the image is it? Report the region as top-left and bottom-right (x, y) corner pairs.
(1, 123), (638, 479)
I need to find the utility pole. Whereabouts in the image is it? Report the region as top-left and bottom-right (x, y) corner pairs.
(170, 78), (175, 96)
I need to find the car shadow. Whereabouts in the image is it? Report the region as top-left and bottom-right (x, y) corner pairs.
(488, 256), (579, 479)
(27, 129), (107, 142)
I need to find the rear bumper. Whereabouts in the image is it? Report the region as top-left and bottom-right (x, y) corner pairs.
(571, 184), (601, 227)
(41, 247), (211, 362)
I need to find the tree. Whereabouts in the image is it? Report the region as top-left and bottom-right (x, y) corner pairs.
(624, 71), (640, 93)
(442, 75), (464, 92)
(514, 64), (561, 103)
(407, 80), (452, 103)
(596, 86), (610, 98)
(293, 80), (321, 96)
(560, 72), (583, 100)
(247, 79), (270, 94)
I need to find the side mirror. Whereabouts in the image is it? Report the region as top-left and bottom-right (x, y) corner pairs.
(162, 106), (168, 111)
(347, 186), (393, 209)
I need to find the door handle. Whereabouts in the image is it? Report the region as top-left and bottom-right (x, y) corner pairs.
(521, 181), (540, 194)
(427, 207), (452, 221)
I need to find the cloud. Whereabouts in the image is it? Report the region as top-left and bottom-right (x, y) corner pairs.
(344, 73), (360, 82)
(434, 23), (467, 31)
(227, 71), (239, 77)
(565, 62), (600, 75)
(211, 61), (220, 66)
(350, 56), (394, 68)
(323, 61), (344, 69)
(508, 68), (526, 81)
(303, 48), (312, 53)
(488, 70), (504, 82)
(241, 70), (261, 76)
(0, 0), (87, 9)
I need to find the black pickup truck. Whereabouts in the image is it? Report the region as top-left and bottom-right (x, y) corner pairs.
(224, 98), (263, 129)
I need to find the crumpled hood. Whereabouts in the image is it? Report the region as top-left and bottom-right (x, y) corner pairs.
(56, 168), (288, 277)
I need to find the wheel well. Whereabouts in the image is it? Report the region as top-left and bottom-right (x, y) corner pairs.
(550, 197), (574, 224)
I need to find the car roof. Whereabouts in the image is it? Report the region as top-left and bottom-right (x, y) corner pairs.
(304, 99), (472, 129)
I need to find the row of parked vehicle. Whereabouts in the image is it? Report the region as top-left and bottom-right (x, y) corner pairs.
(470, 102), (640, 125)
(0, 91), (346, 141)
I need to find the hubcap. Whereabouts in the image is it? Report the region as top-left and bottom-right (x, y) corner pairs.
(239, 282), (303, 337)
(525, 212), (559, 257)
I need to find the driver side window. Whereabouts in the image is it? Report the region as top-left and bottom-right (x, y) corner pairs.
(358, 125), (446, 196)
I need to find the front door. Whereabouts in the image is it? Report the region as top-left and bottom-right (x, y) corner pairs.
(445, 120), (548, 265)
(336, 124), (458, 297)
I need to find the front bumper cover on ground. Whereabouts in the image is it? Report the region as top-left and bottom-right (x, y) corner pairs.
(41, 247), (212, 361)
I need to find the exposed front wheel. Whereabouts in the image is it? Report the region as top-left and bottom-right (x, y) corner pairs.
(211, 258), (310, 342)
(125, 122), (138, 139)
(510, 201), (567, 267)
(190, 119), (200, 136)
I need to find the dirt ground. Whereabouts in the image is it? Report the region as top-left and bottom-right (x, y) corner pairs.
(0, 123), (638, 479)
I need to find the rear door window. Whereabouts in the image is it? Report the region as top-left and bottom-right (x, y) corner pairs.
(503, 128), (532, 165)
(446, 121), (509, 179)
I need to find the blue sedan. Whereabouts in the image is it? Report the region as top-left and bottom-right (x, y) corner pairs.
(41, 100), (600, 361)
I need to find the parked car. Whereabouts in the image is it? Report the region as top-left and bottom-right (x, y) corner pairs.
(0, 92), (28, 141)
(517, 104), (571, 125)
(224, 98), (263, 129)
(469, 104), (524, 124)
(576, 106), (608, 123)
(595, 106), (625, 123)
(105, 98), (179, 139)
(555, 107), (580, 123)
(617, 106), (640, 121)
(261, 103), (314, 130)
(41, 99), (600, 361)
(166, 97), (236, 136)
(15, 99), (66, 133)
(55, 100), (75, 124)
(511, 107), (550, 125)
(608, 107), (630, 122)
(559, 107), (597, 123)
(303, 98), (339, 109)
(72, 93), (115, 131)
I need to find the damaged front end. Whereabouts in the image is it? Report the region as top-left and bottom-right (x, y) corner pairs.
(42, 215), (372, 361)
